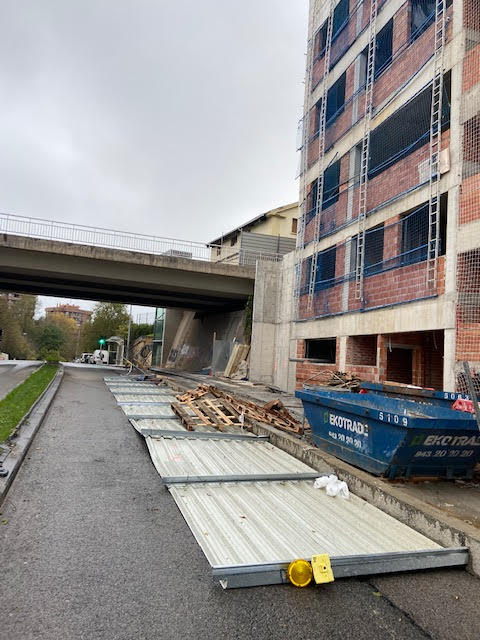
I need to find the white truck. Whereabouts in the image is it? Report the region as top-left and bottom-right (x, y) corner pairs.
(93, 349), (109, 365)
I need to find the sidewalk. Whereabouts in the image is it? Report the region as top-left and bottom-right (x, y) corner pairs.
(155, 368), (480, 575)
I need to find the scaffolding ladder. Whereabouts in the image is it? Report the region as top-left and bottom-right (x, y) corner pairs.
(354, 0), (378, 301)
(306, 1), (334, 313)
(426, 0), (447, 289)
(293, 28), (315, 320)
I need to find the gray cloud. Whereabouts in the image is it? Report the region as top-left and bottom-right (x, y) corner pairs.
(0, 0), (308, 243)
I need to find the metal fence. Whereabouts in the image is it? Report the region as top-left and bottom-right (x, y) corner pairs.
(0, 212), (285, 266)
(0, 212), (217, 261)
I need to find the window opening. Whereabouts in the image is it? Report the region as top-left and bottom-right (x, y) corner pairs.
(315, 246), (337, 290)
(326, 73), (346, 123)
(322, 160), (341, 209)
(374, 19), (393, 77)
(305, 338), (336, 362)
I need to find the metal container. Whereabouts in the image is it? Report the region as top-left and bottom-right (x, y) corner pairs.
(296, 388), (480, 479)
(359, 382), (470, 407)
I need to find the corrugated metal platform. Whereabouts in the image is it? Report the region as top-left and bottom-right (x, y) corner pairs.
(104, 377), (468, 588)
(114, 394), (176, 404)
(120, 404), (176, 418)
(169, 481), (467, 588)
(146, 437), (314, 482)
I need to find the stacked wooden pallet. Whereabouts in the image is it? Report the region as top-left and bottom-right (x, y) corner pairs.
(172, 384), (303, 435)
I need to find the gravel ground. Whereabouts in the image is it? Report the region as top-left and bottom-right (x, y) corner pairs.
(1, 366), (479, 640)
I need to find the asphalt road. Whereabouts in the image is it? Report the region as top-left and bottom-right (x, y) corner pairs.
(1, 366), (479, 640)
(0, 360), (42, 400)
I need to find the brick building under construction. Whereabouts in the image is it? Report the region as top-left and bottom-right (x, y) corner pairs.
(250, 0), (480, 393)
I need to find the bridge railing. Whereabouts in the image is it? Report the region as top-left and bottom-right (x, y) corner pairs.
(0, 212), (285, 265)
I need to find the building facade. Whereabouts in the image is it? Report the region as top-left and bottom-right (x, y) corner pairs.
(292, 0), (480, 392)
(208, 202), (299, 265)
(45, 304), (92, 328)
(250, 0), (480, 393)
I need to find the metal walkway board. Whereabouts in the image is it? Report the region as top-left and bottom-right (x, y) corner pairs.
(142, 430), (267, 441)
(111, 390), (173, 396)
(114, 394), (175, 404)
(129, 417), (182, 433)
(169, 480), (467, 588)
(121, 404), (176, 418)
(146, 437), (314, 481)
(129, 418), (258, 437)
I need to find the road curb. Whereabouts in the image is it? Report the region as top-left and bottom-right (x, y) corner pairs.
(159, 373), (480, 579)
(0, 366), (64, 505)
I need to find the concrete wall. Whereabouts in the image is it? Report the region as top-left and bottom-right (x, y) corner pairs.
(164, 308), (246, 372)
(250, 252), (297, 391)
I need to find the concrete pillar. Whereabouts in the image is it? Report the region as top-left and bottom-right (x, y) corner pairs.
(443, 327), (457, 391)
(338, 335), (348, 370)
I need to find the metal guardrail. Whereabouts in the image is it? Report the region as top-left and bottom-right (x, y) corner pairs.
(0, 212), (283, 264)
(0, 212), (214, 260)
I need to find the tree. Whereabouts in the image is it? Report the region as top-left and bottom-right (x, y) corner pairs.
(36, 324), (65, 355)
(0, 296), (35, 359)
(45, 313), (79, 360)
(80, 302), (130, 352)
(131, 323), (154, 341)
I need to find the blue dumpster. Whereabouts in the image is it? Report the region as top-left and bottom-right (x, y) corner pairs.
(296, 388), (480, 479)
(359, 382), (470, 407)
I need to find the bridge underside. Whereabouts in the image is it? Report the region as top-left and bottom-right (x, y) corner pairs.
(0, 235), (255, 312)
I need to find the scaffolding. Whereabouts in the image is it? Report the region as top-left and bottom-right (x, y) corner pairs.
(354, 0), (378, 301)
(296, 0), (453, 323)
(426, 0), (447, 290)
(307, 2), (335, 312)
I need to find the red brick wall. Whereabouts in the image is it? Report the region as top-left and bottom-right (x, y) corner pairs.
(459, 174), (480, 225)
(462, 42), (480, 92)
(348, 256), (445, 310)
(373, 4), (453, 108)
(346, 335), (377, 365)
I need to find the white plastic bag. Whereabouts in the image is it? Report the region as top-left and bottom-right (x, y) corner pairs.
(314, 474), (349, 499)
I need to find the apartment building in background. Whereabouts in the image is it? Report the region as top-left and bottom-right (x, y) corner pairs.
(45, 303), (92, 328)
(208, 202), (299, 265)
(250, 0), (480, 393)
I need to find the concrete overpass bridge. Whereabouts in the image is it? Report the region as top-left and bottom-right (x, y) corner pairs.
(0, 213), (273, 312)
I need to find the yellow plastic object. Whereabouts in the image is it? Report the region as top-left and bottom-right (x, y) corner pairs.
(311, 554), (335, 584)
(286, 559), (313, 587)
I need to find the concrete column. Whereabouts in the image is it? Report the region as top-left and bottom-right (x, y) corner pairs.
(338, 335), (348, 370)
(443, 328), (457, 391)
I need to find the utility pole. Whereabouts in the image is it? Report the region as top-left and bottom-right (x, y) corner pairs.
(126, 304), (132, 362)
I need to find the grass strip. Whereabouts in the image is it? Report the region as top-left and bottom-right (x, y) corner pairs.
(0, 364), (59, 443)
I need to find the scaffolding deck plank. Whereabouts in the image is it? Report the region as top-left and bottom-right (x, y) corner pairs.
(168, 480), (466, 587)
(146, 437), (314, 480)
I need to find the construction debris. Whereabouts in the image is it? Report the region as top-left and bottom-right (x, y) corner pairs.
(170, 384), (303, 434)
(171, 396), (245, 431)
(223, 344), (250, 378)
(304, 370), (361, 391)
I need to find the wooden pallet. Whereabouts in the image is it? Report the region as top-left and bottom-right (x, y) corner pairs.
(171, 397), (244, 432)
(207, 386), (302, 434)
(175, 385), (210, 404)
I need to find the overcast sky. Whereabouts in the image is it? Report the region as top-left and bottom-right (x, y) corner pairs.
(1, 1), (308, 316)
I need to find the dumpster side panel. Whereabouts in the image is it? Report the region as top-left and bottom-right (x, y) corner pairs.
(300, 396), (406, 475)
(297, 389), (480, 478)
